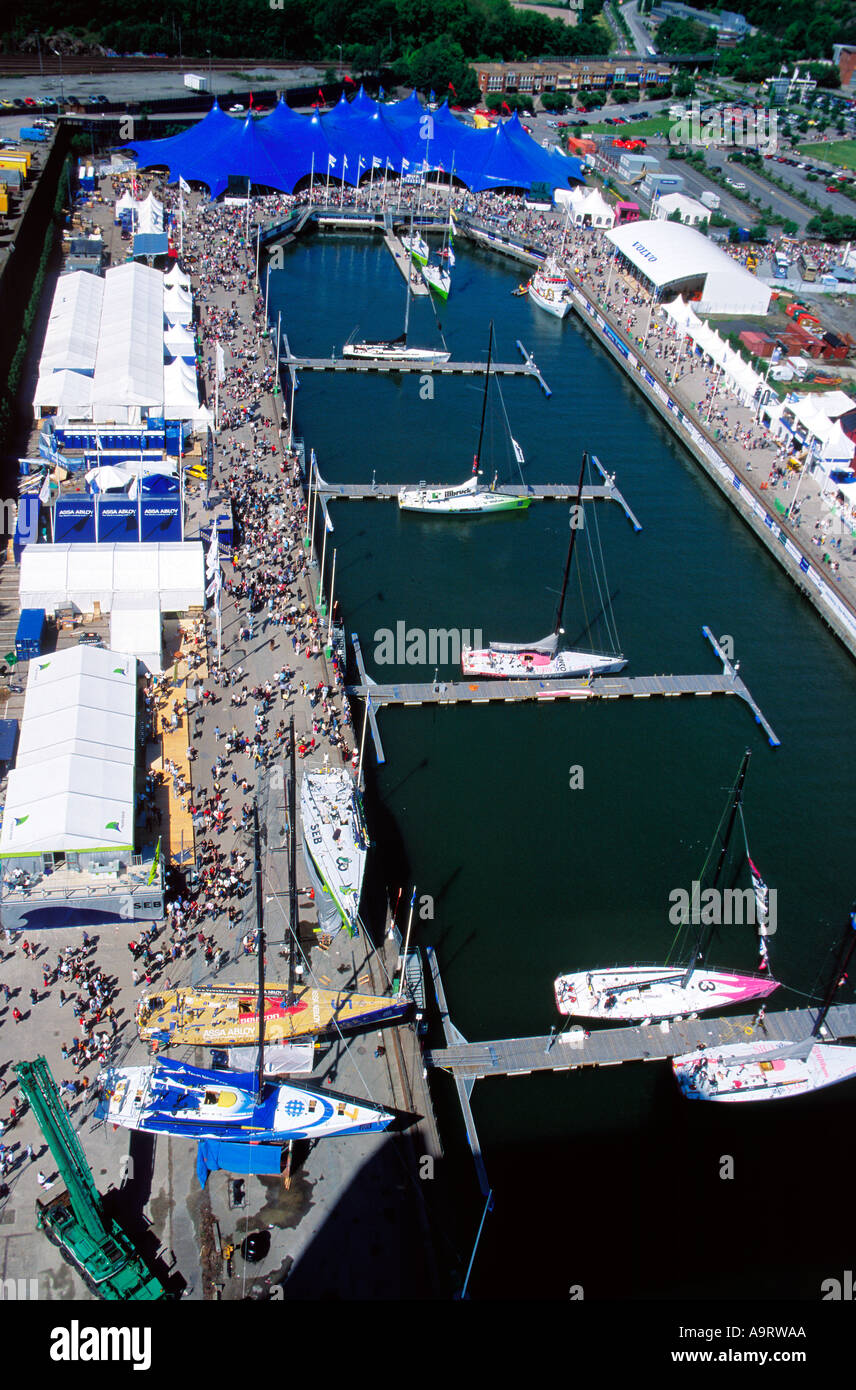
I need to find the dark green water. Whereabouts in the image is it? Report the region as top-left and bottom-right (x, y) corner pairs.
(271, 234), (856, 1300)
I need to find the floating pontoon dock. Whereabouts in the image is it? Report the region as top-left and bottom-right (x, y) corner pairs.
(348, 627), (781, 766)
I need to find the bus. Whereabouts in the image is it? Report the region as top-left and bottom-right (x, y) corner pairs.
(772, 252), (790, 280)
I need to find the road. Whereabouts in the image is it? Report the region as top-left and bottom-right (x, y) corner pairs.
(620, 0), (653, 55)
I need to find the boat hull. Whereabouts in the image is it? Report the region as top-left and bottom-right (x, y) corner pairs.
(672, 1041), (856, 1102)
(136, 983), (409, 1047)
(554, 966), (780, 1021)
(399, 487), (529, 514)
(528, 279), (569, 319)
(300, 768), (368, 936)
(422, 266), (450, 299)
(462, 648), (626, 678)
(342, 345), (450, 362)
(96, 1061), (394, 1140)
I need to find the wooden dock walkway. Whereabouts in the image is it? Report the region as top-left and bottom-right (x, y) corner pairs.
(426, 1002), (856, 1078)
(310, 451), (642, 531)
(427, 946), (490, 1196)
(284, 355), (536, 377)
(383, 232), (430, 293)
(347, 627), (780, 766)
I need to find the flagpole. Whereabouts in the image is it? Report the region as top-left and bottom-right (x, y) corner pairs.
(325, 159), (330, 205)
(255, 221), (261, 291)
(317, 503), (328, 606)
(275, 310), (281, 396)
(309, 451), (319, 562)
(309, 151), (314, 204)
(304, 457), (314, 546)
(325, 548), (337, 646)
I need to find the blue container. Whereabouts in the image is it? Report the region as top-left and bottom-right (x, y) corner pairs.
(15, 608), (46, 661)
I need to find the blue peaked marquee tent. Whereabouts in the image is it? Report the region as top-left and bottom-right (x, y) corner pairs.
(124, 88), (586, 197)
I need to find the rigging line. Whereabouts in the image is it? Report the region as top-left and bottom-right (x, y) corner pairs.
(259, 877), (388, 1109)
(579, 502), (610, 652)
(585, 485), (621, 654)
(493, 369), (526, 487)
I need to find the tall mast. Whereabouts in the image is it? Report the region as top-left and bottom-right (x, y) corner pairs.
(473, 321), (494, 474)
(288, 715), (298, 997)
(812, 909), (856, 1038)
(403, 203), (414, 343)
(252, 800), (266, 1105)
(682, 749), (752, 983)
(554, 452), (588, 634)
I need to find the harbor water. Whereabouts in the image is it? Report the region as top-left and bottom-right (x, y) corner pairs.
(271, 231), (856, 1299)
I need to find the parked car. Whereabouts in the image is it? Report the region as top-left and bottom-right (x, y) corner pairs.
(229, 104), (245, 114)
(97, 94), (109, 103)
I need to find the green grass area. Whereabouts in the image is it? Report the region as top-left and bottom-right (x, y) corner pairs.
(584, 116), (673, 137)
(796, 140), (856, 170)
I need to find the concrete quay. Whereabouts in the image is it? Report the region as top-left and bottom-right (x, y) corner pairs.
(0, 175), (450, 1302)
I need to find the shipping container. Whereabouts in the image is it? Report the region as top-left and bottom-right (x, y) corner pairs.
(15, 608), (46, 661)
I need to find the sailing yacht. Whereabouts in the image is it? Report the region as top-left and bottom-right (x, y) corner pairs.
(300, 763), (369, 937)
(95, 1059), (395, 1140)
(421, 202), (455, 300)
(462, 453), (625, 676)
(343, 209), (449, 361)
(672, 910), (856, 1101)
(135, 982), (409, 1048)
(398, 323), (531, 516)
(554, 751), (780, 1022)
(343, 333), (450, 363)
(400, 230), (429, 266)
(672, 1040), (856, 1102)
(528, 257), (570, 319)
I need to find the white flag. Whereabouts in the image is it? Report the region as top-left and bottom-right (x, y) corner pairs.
(215, 342), (225, 384)
(179, 175), (191, 194)
(511, 437), (525, 466)
(401, 157), (410, 171)
(38, 472), (52, 505)
(372, 156), (382, 169)
(328, 153), (337, 169)
(206, 572), (222, 599)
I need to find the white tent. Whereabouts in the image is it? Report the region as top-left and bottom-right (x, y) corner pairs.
(163, 357), (201, 418)
(115, 190), (137, 217)
(19, 542), (205, 615)
(557, 186), (614, 228)
(110, 594), (162, 673)
(137, 191), (164, 234)
(91, 263), (165, 424)
(607, 219), (771, 316)
(163, 283), (193, 326)
(164, 263), (191, 292)
(38, 271), (104, 375)
(85, 463), (135, 492)
(0, 645), (137, 859)
(662, 300), (764, 405)
(33, 367), (94, 419)
(164, 322), (196, 359)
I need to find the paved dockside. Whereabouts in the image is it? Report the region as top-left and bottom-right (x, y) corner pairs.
(0, 172), (443, 1301)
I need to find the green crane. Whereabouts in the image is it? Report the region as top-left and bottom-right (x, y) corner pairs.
(14, 1057), (166, 1300)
